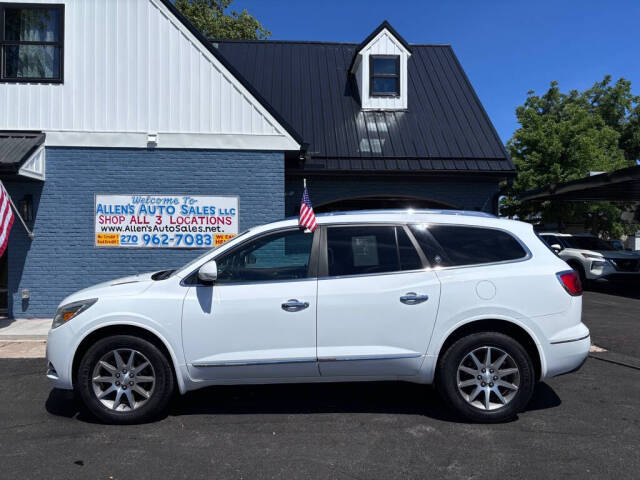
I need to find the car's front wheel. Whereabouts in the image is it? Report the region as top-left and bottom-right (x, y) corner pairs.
(75, 335), (174, 424)
(436, 332), (535, 423)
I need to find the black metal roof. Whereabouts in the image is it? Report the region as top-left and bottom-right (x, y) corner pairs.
(215, 37), (514, 174)
(0, 131), (45, 174)
(520, 166), (640, 202)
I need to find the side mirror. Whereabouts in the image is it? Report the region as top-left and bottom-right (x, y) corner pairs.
(198, 261), (218, 283)
(551, 244), (562, 253)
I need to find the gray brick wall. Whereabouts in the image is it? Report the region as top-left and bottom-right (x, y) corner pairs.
(285, 175), (500, 216)
(6, 147), (284, 318)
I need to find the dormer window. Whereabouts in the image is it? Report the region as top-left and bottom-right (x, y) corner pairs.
(349, 22), (411, 110)
(370, 56), (400, 97)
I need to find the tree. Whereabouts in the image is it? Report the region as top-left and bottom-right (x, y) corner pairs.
(502, 76), (640, 238)
(175, 0), (270, 40)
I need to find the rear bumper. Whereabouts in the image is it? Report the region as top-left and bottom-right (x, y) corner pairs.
(544, 328), (590, 378)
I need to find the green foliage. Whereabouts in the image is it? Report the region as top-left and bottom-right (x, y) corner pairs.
(503, 76), (640, 238)
(175, 0), (270, 40)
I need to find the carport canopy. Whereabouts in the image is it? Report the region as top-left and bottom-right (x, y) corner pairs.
(520, 165), (640, 202)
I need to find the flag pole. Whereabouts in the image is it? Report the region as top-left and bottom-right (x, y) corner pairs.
(6, 191), (34, 239)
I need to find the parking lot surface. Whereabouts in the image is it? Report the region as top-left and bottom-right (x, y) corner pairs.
(1, 290), (639, 479)
(582, 284), (640, 359)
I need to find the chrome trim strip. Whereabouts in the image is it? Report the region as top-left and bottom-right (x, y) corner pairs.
(318, 353), (422, 362)
(550, 333), (590, 345)
(191, 357), (317, 367)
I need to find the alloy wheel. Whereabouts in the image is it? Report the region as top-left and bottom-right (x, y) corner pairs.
(91, 348), (156, 411)
(456, 346), (520, 411)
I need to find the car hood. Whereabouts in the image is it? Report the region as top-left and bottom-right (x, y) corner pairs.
(57, 271), (158, 308)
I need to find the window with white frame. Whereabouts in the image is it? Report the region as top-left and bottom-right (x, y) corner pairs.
(369, 55), (400, 97)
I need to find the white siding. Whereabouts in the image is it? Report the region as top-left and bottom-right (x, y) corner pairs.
(0, 0), (299, 150)
(355, 29), (410, 111)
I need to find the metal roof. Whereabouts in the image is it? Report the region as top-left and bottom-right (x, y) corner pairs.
(520, 166), (640, 202)
(215, 38), (514, 174)
(0, 131), (45, 174)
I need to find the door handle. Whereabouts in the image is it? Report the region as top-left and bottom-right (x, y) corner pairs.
(281, 299), (310, 312)
(399, 292), (429, 305)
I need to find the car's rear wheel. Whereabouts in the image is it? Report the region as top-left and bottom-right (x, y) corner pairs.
(75, 335), (174, 424)
(436, 332), (535, 423)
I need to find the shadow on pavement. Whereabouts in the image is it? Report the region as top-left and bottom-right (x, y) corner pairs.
(45, 380), (561, 424)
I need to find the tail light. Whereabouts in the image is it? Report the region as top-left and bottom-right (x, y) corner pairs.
(557, 270), (582, 296)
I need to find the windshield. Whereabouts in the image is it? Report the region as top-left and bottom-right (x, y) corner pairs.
(564, 236), (614, 251)
(172, 229), (251, 275)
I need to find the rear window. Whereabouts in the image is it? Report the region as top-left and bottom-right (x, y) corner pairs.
(410, 224), (527, 267)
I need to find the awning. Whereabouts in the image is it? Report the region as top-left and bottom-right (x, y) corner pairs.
(519, 165), (640, 202)
(0, 131), (46, 181)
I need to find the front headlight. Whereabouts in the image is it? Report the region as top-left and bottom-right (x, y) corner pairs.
(581, 253), (603, 260)
(52, 299), (98, 329)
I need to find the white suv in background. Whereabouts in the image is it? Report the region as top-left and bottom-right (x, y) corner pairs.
(539, 233), (640, 283)
(46, 210), (590, 424)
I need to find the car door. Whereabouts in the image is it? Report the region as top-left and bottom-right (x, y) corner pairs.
(182, 227), (320, 380)
(316, 224), (441, 377)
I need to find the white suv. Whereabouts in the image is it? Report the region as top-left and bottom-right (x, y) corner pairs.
(46, 210), (590, 424)
(539, 233), (640, 283)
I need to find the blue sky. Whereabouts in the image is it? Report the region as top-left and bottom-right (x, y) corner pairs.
(233, 0), (640, 144)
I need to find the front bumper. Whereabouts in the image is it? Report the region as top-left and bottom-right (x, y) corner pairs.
(587, 259), (640, 280)
(45, 323), (76, 390)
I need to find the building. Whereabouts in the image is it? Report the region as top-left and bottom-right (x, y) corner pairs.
(0, 0), (514, 318)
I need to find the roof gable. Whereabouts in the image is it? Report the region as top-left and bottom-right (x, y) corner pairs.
(157, 0), (303, 147)
(0, 0), (302, 151)
(356, 21), (412, 56)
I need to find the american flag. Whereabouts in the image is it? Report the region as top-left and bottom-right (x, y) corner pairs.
(299, 185), (317, 232)
(0, 181), (14, 258)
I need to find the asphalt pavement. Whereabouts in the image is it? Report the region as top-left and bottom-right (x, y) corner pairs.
(1, 289), (639, 479)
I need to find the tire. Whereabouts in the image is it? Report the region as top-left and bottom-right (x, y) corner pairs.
(75, 335), (174, 424)
(436, 332), (535, 423)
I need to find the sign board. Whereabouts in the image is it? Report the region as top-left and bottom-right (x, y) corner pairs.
(95, 195), (238, 248)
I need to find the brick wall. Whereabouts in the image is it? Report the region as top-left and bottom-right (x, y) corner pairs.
(6, 147), (284, 317)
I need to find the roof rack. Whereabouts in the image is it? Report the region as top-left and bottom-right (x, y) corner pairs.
(284, 209), (497, 221)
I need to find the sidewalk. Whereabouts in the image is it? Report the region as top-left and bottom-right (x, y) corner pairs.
(0, 318), (50, 358)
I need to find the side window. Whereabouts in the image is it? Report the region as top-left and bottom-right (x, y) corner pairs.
(410, 224), (527, 267)
(428, 225), (527, 266)
(326, 225), (422, 277)
(215, 229), (314, 283)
